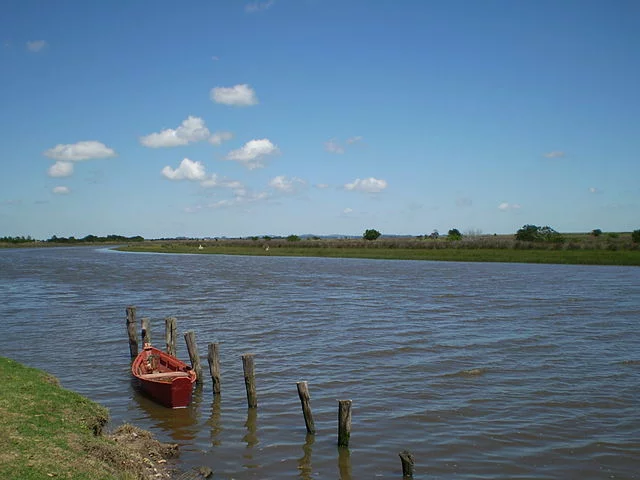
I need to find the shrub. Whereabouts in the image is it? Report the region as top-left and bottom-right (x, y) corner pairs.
(591, 229), (602, 237)
(632, 229), (640, 243)
(286, 234), (300, 242)
(448, 228), (462, 241)
(363, 229), (381, 241)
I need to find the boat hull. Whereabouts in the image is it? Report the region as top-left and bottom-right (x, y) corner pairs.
(132, 345), (197, 408)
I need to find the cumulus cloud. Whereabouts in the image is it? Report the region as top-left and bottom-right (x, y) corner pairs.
(211, 84), (258, 106)
(209, 131), (234, 146)
(245, 0), (275, 13)
(269, 175), (306, 193)
(26, 40), (47, 52)
(344, 177), (387, 193)
(52, 186), (70, 195)
(140, 116), (210, 148)
(48, 161), (74, 178)
(544, 151), (566, 158)
(44, 141), (116, 161)
(498, 202), (521, 211)
(226, 138), (279, 169)
(161, 158), (207, 181)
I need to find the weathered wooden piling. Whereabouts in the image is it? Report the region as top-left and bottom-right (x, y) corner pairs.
(141, 317), (151, 346)
(184, 330), (203, 384)
(296, 381), (316, 434)
(126, 306), (139, 359)
(337, 399), (352, 447)
(165, 316), (177, 356)
(241, 353), (257, 408)
(207, 343), (221, 394)
(399, 450), (415, 478)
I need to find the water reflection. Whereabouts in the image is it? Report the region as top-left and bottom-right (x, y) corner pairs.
(206, 395), (222, 447)
(298, 433), (314, 480)
(242, 408), (260, 469)
(338, 447), (352, 480)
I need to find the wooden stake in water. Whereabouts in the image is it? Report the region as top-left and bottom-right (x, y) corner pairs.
(399, 450), (415, 478)
(296, 381), (316, 434)
(207, 343), (221, 394)
(337, 399), (352, 447)
(141, 317), (151, 346)
(126, 306), (138, 360)
(242, 353), (257, 408)
(184, 330), (203, 384)
(165, 317), (177, 356)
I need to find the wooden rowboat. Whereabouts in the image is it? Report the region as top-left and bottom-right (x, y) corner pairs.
(132, 344), (197, 408)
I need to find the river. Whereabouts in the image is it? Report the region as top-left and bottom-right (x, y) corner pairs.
(0, 246), (638, 479)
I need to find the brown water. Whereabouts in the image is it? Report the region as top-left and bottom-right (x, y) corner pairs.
(1, 247), (638, 479)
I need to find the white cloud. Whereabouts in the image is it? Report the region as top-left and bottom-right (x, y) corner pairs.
(269, 175), (306, 193)
(498, 202), (521, 211)
(48, 161), (74, 178)
(209, 131), (234, 146)
(245, 0), (275, 13)
(226, 138), (279, 169)
(211, 84), (258, 106)
(161, 158), (207, 181)
(346, 136), (363, 144)
(589, 187), (601, 194)
(544, 151), (566, 158)
(324, 139), (344, 154)
(44, 141), (117, 161)
(344, 177), (388, 193)
(52, 186), (70, 195)
(26, 40), (47, 52)
(140, 116), (210, 148)
(343, 208), (353, 214)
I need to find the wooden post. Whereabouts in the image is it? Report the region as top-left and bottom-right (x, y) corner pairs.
(126, 306), (138, 359)
(337, 399), (352, 447)
(207, 343), (221, 394)
(141, 317), (151, 346)
(184, 330), (203, 384)
(296, 381), (316, 434)
(241, 353), (257, 408)
(399, 450), (415, 478)
(165, 317), (177, 356)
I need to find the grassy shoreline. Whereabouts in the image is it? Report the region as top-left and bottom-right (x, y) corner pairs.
(0, 357), (177, 480)
(116, 237), (640, 266)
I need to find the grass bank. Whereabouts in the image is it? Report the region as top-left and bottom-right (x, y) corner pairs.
(117, 236), (640, 266)
(0, 357), (177, 480)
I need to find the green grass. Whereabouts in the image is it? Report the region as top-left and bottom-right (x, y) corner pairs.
(117, 239), (640, 266)
(0, 357), (143, 480)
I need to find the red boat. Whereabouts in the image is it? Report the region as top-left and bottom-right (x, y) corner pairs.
(132, 344), (197, 408)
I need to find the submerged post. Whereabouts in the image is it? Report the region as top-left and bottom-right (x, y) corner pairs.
(207, 343), (221, 394)
(296, 381), (316, 434)
(184, 330), (203, 384)
(337, 399), (352, 447)
(141, 317), (151, 346)
(126, 306), (138, 360)
(165, 317), (177, 356)
(241, 353), (257, 408)
(399, 450), (415, 478)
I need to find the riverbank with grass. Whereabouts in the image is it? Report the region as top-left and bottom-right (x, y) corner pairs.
(0, 356), (178, 480)
(116, 235), (640, 266)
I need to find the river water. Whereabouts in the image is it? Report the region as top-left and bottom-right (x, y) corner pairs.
(0, 246), (638, 479)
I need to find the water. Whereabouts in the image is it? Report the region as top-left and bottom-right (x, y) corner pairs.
(0, 246), (638, 479)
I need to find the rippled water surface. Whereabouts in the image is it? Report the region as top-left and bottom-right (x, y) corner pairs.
(1, 247), (639, 479)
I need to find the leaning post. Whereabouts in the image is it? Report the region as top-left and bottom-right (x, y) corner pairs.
(207, 343), (221, 394)
(126, 306), (139, 360)
(184, 330), (203, 384)
(165, 317), (177, 356)
(296, 381), (316, 434)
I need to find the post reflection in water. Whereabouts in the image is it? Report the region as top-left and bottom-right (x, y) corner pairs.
(338, 446), (352, 480)
(242, 408), (260, 469)
(297, 433), (314, 480)
(130, 383), (202, 442)
(207, 395), (222, 447)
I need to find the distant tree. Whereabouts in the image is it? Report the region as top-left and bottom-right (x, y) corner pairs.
(632, 229), (640, 243)
(428, 229), (440, 239)
(363, 229), (381, 241)
(286, 234), (300, 242)
(515, 224), (540, 241)
(591, 229), (602, 237)
(262, 235), (272, 241)
(515, 224), (564, 242)
(448, 228), (462, 240)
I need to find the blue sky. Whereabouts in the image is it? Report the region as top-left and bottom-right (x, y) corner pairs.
(1, 0), (638, 239)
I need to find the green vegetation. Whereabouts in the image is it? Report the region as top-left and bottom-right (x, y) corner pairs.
(0, 234), (145, 248)
(116, 232), (640, 266)
(0, 357), (173, 480)
(448, 228), (462, 241)
(515, 224), (564, 243)
(633, 229), (640, 243)
(363, 229), (381, 241)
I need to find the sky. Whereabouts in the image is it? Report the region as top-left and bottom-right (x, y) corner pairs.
(1, 0), (639, 239)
